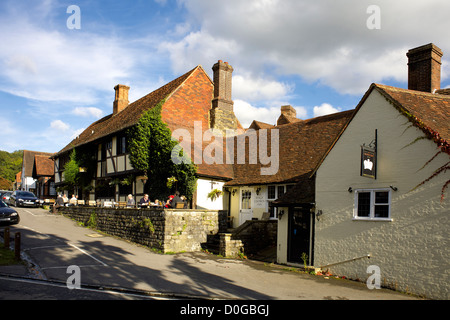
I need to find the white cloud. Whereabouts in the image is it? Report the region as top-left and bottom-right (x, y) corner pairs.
(169, 0), (450, 95)
(313, 103), (342, 117)
(50, 120), (70, 131)
(72, 107), (103, 119)
(233, 74), (292, 102)
(0, 2), (149, 106)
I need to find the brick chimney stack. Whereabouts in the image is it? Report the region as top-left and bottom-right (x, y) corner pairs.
(212, 60), (234, 111)
(113, 84), (130, 115)
(210, 60), (238, 132)
(407, 43), (443, 93)
(281, 105), (296, 118)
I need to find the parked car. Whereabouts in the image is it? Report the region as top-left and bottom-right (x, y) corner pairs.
(10, 190), (40, 208)
(0, 200), (20, 225)
(0, 190), (11, 199)
(1, 192), (11, 205)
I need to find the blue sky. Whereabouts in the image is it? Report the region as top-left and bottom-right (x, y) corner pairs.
(0, 0), (449, 153)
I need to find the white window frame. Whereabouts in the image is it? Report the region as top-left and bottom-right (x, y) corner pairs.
(267, 184), (295, 219)
(353, 189), (392, 221)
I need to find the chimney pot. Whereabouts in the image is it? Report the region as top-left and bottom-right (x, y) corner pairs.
(407, 43), (443, 93)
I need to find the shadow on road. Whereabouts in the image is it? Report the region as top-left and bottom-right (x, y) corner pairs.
(2, 223), (272, 299)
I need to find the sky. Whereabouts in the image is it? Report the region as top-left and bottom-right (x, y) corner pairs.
(0, 0), (449, 154)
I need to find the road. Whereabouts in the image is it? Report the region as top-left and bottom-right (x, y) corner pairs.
(0, 206), (420, 301)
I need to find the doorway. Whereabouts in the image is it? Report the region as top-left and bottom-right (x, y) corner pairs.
(287, 206), (314, 265)
(239, 187), (253, 225)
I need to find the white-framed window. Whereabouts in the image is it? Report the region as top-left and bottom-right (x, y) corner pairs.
(267, 184), (294, 219)
(354, 189), (392, 221)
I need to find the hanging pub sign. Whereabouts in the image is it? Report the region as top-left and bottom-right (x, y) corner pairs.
(361, 146), (376, 178)
(360, 130), (377, 179)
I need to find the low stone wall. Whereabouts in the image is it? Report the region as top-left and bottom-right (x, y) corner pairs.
(59, 206), (227, 253)
(220, 233), (244, 258)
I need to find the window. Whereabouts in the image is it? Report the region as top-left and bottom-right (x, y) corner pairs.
(267, 186), (276, 199)
(241, 190), (252, 209)
(101, 140), (112, 160)
(354, 189), (391, 220)
(117, 135), (127, 155)
(277, 185), (285, 198)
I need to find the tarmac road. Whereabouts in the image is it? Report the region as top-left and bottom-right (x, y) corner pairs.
(0, 206), (420, 301)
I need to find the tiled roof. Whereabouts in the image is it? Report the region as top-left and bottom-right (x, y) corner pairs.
(249, 120), (275, 130)
(53, 65), (241, 179)
(373, 84), (450, 153)
(271, 173), (315, 206)
(23, 150), (54, 177)
(55, 66), (202, 157)
(34, 155), (54, 176)
(312, 83), (450, 179)
(276, 113), (302, 126)
(225, 109), (355, 186)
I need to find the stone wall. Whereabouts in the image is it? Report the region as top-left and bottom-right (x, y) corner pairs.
(60, 206), (227, 254)
(232, 220), (277, 255)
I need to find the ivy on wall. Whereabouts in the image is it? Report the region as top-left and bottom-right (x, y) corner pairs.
(127, 98), (197, 200)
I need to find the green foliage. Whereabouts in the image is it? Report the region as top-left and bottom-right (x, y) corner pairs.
(207, 188), (223, 201)
(63, 149), (80, 190)
(62, 145), (96, 193)
(127, 98), (197, 200)
(87, 210), (97, 229)
(0, 150), (23, 184)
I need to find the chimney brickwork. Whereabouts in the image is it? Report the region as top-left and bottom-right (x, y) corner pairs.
(281, 105), (296, 118)
(407, 43), (443, 93)
(210, 60), (238, 133)
(113, 84), (130, 114)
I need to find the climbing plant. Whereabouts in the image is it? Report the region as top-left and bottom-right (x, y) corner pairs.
(127, 98), (197, 200)
(387, 96), (450, 201)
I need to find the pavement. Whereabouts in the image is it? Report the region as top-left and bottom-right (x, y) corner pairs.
(0, 207), (422, 301)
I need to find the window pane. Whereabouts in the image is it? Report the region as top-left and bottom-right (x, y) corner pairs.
(357, 192), (371, 217)
(268, 186), (276, 199)
(241, 191), (251, 209)
(375, 205), (389, 218)
(375, 191), (389, 204)
(277, 185), (285, 198)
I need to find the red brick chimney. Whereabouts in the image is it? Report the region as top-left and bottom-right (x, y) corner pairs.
(113, 84), (130, 114)
(407, 43), (443, 93)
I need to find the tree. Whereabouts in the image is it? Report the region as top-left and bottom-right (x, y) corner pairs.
(64, 149), (80, 194)
(0, 150), (23, 183)
(127, 98), (197, 200)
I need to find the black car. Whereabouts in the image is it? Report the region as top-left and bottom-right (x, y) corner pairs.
(0, 200), (20, 225)
(10, 190), (40, 208)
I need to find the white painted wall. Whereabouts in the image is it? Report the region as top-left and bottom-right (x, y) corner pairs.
(315, 89), (449, 299)
(196, 178), (225, 210)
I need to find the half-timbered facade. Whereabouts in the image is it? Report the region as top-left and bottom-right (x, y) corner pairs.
(52, 61), (241, 207)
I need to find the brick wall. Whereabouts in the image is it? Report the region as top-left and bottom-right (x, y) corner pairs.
(60, 206), (227, 253)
